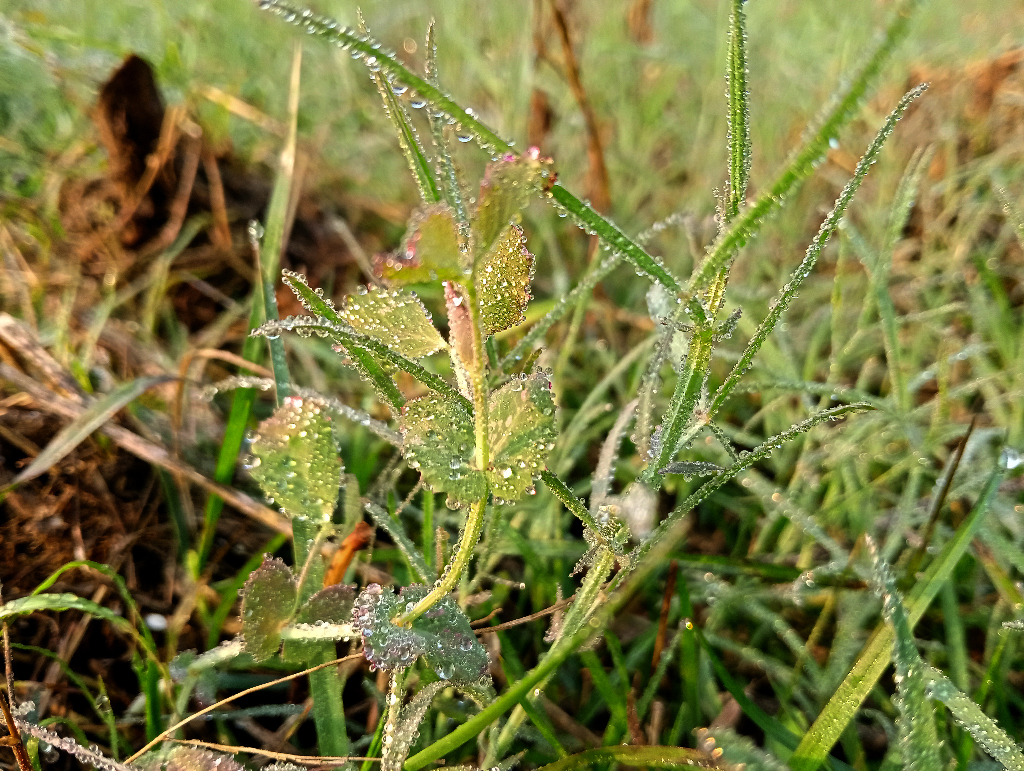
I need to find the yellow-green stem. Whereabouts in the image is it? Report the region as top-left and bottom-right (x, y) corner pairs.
(400, 277), (491, 626)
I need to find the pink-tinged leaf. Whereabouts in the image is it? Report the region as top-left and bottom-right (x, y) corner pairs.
(473, 149), (555, 254)
(381, 204), (465, 284)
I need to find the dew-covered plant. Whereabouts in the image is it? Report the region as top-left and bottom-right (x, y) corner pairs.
(4, 1), (1023, 771)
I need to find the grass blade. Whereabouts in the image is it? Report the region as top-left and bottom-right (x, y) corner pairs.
(364, 501), (430, 583)
(726, 0), (751, 220)
(291, 517), (349, 758)
(258, 42), (302, 406)
(689, 0), (922, 293)
(925, 667), (1024, 770)
(708, 84), (927, 418)
(257, 311), (464, 412)
(0, 593), (133, 630)
(872, 551), (942, 771)
(363, 13), (440, 205)
(634, 402), (875, 570)
(12, 374), (173, 485)
(197, 47), (302, 566)
(424, 20), (468, 227)
(875, 146), (933, 412)
(789, 453), (1010, 771)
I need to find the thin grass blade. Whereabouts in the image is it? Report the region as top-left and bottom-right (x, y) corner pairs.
(876, 146), (934, 411)
(254, 0), (681, 292)
(256, 311), (464, 412)
(872, 552), (942, 771)
(636, 402), (875, 569)
(363, 14), (439, 205)
(424, 20), (466, 224)
(534, 746), (716, 771)
(257, 42), (303, 406)
(364, 501), (430, 583)
(726, 0), (751, 221)
(924, 667), (1024, 770)
(197, 48), (303, 566)
(689, 0), (922, 292)
(12, 374), (173, 485)
(709, 85), (927, 418)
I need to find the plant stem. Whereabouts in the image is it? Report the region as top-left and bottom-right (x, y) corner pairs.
(400, 496), (487, 626)
(291, 518), (349, 758)
(465, 281), (490, 475)
(400, 258), (493, 625)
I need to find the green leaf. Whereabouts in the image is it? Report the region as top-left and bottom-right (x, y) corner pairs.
(382, 204), (464, 284)
(486, 372), (556, 503)
(478, 224), (535, 336)
(351, 583), (489, 682)
(473, 150), (554, 255)
(248, 395), (343, 522)
(500, 249), (623, 368)
(400, 394), (485, 507)
(338, 286), (446, 359)
(282, 583), (356, 663)
(239, 555), (297, 663)
(278, 270), (468, 411)
(13, 375), (173, 485)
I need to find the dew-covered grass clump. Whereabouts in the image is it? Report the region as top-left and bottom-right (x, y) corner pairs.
(1, 1), (1023, 771)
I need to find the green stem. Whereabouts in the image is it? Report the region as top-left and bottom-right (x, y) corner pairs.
(465, 281), (490, 474)
(401, 246), (493, 624)
(407, 531), (675, 771)
(400, 496), (487, 626)
(379, 670), (406, 770)
(292, 518), (349, 757)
